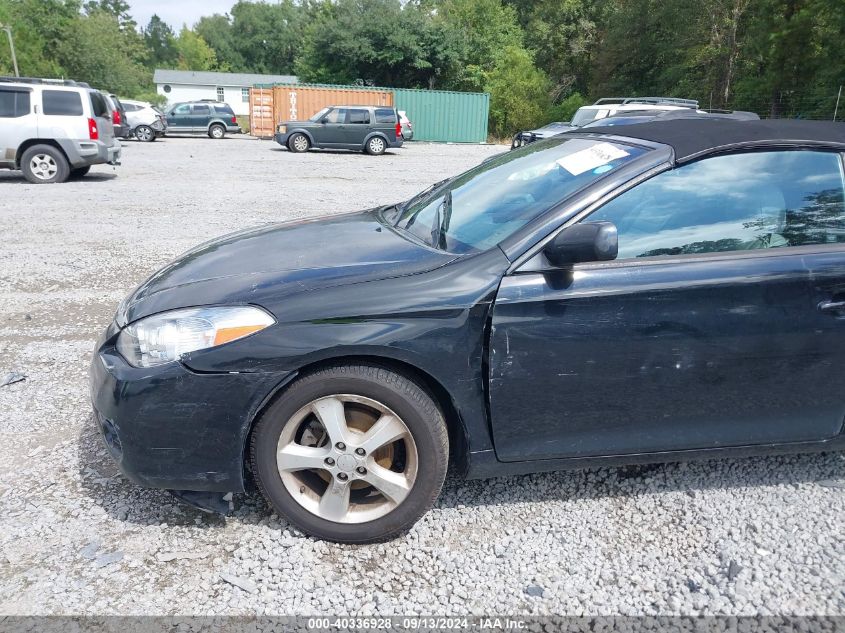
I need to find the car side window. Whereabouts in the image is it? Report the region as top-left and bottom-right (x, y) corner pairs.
(347, 109), (370, 124)
(587, 151), (845, 259)
(375, 108), (396, 123)
(43, 90), (83, 116)
(173, 104), (190, 114)
(89, 92), (109, 118)
(325, 108), (347, 124)
(192, 105), (210, 115)
(0, 89), (31, 117)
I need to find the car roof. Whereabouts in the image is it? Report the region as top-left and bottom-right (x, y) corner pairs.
(581, 119), (845, 163)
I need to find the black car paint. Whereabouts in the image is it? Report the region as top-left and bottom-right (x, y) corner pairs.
(90, 133), (845, 494)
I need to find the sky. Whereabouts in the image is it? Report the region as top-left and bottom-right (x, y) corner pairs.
(128, 0), (236, 30)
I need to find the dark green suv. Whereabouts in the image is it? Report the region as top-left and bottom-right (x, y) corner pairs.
(275, 105), (403, 155)
(165, 100), (242, 139)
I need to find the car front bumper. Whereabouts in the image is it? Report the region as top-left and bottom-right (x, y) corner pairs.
(89, 322), (292, 492)
(274, 131), (291, 146)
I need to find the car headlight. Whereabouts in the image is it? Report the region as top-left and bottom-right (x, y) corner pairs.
(116, 305), (275, 368)
(278, 124), (287, 133)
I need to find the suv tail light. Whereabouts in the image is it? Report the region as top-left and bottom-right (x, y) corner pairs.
(395, 121), (402, 139)
(231, 116), (237, 124)
(112, 110), (121, 125)
(88, 118), (99, 140)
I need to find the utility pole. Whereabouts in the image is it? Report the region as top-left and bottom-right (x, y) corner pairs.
(835, 85), (843, 122)
(0, 24), (19, 77)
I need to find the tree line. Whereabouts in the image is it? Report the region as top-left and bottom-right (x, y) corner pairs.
(1, 0), (843, 136)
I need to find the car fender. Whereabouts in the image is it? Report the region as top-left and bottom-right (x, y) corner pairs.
(286, 127), (316, 145)
(363, 130), (391, 148)
(207, 118), (229, 131)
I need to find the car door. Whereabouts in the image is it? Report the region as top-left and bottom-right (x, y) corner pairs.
(343, 108), (371, 147)
(0, 87), (33, 168)
(167, 104), (191, 131)
(190, 104), (211, 133)
(310, 107), (347, 146)
(489, 150), (845, 462)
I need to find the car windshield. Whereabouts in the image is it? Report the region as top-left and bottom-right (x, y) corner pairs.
(571, 108), (608, 127)
(309, 107), (330, 122)
(385, 136), (649, 253)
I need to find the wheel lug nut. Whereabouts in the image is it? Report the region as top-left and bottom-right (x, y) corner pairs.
(355, 448), (366, 456)
(324, 457), (335, 466)
(335, 442), (346, 451)
(356, 466), (367, 475)
(337, 473), (348, 481)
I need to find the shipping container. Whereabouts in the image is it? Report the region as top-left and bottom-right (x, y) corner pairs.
(394, 88), (489, 143)
(249, 83), (489, 143)
(268, 84), (393, 126)
(249, 88), (275, 139)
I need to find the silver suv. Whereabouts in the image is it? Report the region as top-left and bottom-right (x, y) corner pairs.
(0, 77), (122, 184)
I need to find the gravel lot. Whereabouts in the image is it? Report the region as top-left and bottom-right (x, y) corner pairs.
(1, 135), (843, 617)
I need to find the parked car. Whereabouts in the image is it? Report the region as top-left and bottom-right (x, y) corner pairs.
(164, 100), (241, 139)
(275, 105), (403, 155)
(511, 121), (576, 149)
(122, 99), (167, 142)
(104, 93), (131, 140)
(91, 119), (845, 543)
(0, 77), (121, 183)
(510, 97), (701, 149)
(580, 108), (760, 129)
(398, 110), (413, 141)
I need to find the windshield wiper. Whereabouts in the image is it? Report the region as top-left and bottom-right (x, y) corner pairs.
(430, 190), (452, 250)
(397, 177), (451, 223)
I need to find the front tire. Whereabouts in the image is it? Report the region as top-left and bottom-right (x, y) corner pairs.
(135, 125), (156, 142)
(365, 136), (387, 155)
(209, 124), (225, 139)
(250, 364), (448, 543)
(21, 145), (70, 184)
(288, 133), (310, 153)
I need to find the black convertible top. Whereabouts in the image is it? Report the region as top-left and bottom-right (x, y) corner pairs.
(583, 118), (845, 163)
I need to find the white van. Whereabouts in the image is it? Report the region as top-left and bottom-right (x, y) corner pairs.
(0, 77), (121, 183)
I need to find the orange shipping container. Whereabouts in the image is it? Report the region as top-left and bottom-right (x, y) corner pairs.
(249, 88), (276, 138)
(271, 85), (393, 125)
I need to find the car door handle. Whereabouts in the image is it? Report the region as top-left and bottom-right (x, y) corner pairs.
(818, 300), (845, 313)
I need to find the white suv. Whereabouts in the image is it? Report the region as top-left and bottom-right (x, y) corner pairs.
(570, 97), (701, 127)
(0, 77), (122, 184)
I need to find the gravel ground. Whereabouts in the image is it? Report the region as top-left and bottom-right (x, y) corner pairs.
(0, 135), (843, 617)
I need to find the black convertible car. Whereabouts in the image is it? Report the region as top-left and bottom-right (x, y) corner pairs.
(91, 119), (845, 542)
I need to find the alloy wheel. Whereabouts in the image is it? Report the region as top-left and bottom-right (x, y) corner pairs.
(136, 126), (153, 142)
(30, 154), (58, 181)
(293, 135), (309, 152)
(275, 394), (418, 523)
(368, 138), (385, 154)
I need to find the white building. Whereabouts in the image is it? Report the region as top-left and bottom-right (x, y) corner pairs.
(153, 69), (297, 115)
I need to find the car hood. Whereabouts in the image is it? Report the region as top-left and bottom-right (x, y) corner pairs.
(117, 210), (455, 325)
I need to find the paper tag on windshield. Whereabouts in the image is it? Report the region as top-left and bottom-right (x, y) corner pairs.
(556, 143), (630, 176)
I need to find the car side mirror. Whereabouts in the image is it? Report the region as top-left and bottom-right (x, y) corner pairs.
(320, 117), (329, 124)
(544, 221), (618, 266)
